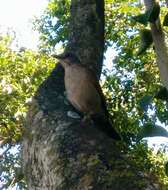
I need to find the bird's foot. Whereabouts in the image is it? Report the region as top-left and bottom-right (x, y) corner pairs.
(67, 111), (81, 119)
(80, 115), (93, 127)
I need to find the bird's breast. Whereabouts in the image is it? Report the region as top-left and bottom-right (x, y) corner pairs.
(64, 66), (103, 115)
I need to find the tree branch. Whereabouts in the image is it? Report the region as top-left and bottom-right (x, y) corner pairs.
(144, 0), (168, 90)
(165, 0), (168, 7)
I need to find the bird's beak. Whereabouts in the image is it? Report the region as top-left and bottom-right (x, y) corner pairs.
(52, 53), (68, 60)
(52, 54), (62, 60)
(52, 54), (67, 68)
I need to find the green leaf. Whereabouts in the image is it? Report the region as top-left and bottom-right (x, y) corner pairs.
(133, 2), (160, 26)
(163, 13), (168, 26)
(137, 123), (168, 141)
(146, 2), (160, 23)
(165, 162), (168, 176)
(154, 87), (168, 101)
(137, 29), (153, 56)
(132, 14), (148, 26)
(139, 95), (153, 111)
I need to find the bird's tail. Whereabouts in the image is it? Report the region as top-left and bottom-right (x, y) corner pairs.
(91, 114), (121, 140)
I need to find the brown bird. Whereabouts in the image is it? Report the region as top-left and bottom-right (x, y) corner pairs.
(54, 53), (121, 140)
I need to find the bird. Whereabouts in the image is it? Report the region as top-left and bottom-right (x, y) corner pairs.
(53, 52), (121, 140)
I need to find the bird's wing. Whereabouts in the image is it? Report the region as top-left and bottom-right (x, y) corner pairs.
(84, 67), (109, 117)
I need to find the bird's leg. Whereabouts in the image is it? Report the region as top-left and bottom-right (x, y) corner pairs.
(80, 114), (93, 127)
(67, 104), (82, 119)
(67, 111), (81, 119)
(63, 91), (70, 105)
(64, 91), (82, 119)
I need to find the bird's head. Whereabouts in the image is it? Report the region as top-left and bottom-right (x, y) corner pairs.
(53, 52), (80, 68)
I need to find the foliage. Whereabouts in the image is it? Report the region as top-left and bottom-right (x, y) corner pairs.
(137, 29), (153, 55)
(104, 0), (168, 138)
(137, 123), (168, 141)
(0, 34), (55, 189)
(133, 1), (160, 25)
(1, 0), (168, 189)
(128, 143), (168, 187)
(33, 0), (71, 52)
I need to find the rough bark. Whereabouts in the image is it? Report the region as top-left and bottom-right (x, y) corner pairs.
(22, 0), (163, 189)
(144, 0), (168, 90)
(66, 0), (104, 77)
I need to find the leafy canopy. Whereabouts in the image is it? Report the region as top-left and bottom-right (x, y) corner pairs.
(0, 34), (55, 189)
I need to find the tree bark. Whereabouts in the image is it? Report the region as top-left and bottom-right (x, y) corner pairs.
(144, 0), (168, 90)
(66, 0), (104, 77)
(22, 0), (163, 189)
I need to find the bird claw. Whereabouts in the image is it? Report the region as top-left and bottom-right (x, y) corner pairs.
(80, 115), (93, 127)
(67, 111), (81, 119)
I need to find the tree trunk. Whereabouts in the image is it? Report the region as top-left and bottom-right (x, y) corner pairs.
(22, 0), (162, 189)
